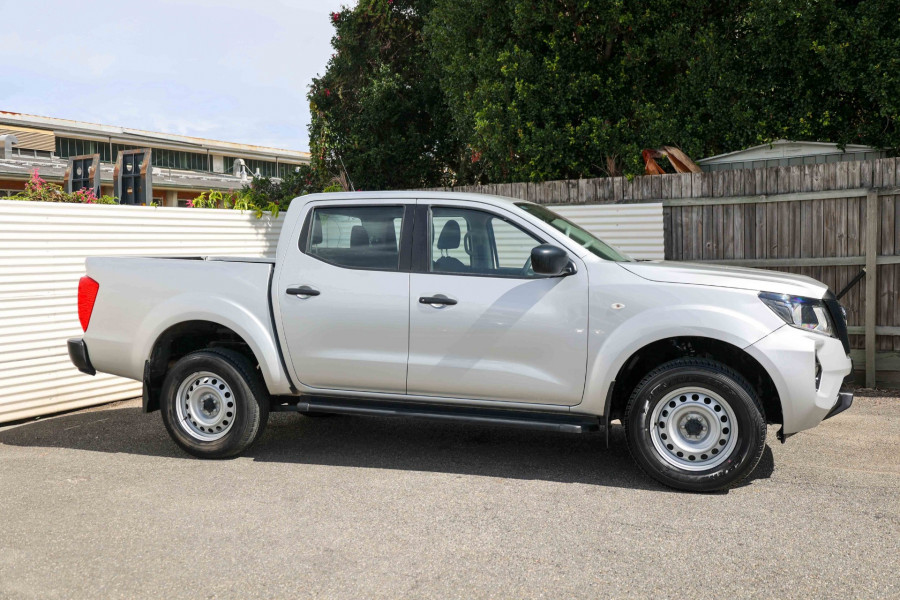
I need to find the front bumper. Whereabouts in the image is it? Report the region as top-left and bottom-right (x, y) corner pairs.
(745, 325), (852, 436)
(824, 391), (854, 420)
(67, 338), (96, 376)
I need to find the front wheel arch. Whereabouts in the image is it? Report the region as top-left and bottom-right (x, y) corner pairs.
(607, 336), (781, 426)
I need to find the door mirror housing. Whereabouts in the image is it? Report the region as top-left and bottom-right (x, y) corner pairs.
(531, 244), (573, 276)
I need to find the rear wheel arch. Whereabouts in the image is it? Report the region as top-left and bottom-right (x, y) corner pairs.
(607, 336), (781, 426)
(144, 320), (264, 412)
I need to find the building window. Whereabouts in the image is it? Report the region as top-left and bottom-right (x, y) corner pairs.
(118, 151), (148, 205)
(70, 156), (95, 192)
(224, 156), (300, 179)
(248, 159), (279, 178)
(151, 148), (209, 171)
(12, 148), (53, 159)
(111, 143), (137, 161)
(56, 137), (112, 161)
(279, 163), (301, 179)
(56, 137), (210, 171)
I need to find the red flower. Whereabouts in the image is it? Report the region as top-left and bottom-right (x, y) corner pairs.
(332, 12), (340, 22)
(325, 88), (331, 98)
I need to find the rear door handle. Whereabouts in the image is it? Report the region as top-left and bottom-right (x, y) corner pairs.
(286, 286), (320, 297)
(419, 295), (457, 306)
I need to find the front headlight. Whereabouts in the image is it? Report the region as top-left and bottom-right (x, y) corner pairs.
(758, 292), (835, 337)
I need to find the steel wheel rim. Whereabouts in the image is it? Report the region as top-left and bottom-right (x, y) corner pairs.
(649, 386), (738, 471)
(175, 371), (236, 441)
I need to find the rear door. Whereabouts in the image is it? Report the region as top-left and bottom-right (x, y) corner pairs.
(407, 200), (589, 406)
(276, 201), (412, 393)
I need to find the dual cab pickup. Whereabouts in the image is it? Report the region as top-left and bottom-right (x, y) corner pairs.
(68, 191), (853, 491)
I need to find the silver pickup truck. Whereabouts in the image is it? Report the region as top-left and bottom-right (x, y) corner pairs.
(68, 191), (853, 491)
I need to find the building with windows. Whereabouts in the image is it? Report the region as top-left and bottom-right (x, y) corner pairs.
(0, 111), (310, 206)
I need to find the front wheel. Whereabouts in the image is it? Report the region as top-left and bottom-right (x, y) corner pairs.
(160, 348), (269, 458)
(624, 358), (766, 492)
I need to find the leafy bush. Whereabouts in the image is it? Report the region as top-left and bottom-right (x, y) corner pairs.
(189, 190), (230, 210)
(189, 164), (335, 218)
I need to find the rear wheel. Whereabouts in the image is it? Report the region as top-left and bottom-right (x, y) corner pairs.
(160, 348), (269, 458)
(624, 358), (766, 492)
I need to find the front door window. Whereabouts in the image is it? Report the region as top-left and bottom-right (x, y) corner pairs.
(429, 206), (542, 278)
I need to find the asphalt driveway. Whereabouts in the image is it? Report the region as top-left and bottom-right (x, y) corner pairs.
(0, 395), (897, 599)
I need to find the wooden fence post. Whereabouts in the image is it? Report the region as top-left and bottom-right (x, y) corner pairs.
(865, 189), (879, 388)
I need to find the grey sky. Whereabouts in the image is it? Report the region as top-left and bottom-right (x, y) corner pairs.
(0, 0), (352, 152)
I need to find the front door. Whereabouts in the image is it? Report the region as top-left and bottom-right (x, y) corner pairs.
(407, 202), (589, 406)
(277, 201), (411, 394)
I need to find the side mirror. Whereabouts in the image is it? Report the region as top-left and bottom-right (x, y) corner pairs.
(531, 244), (573, 276)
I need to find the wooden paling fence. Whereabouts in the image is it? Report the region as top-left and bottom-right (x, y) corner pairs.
(432, 157), (900, 387)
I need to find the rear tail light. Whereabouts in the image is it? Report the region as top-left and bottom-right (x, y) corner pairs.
(78, 276), (100, 332)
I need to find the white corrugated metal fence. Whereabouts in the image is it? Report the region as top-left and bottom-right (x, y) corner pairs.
(551, 203), (664, 260)
(0, 199), (663, 423)
(0, 200), (282, 423)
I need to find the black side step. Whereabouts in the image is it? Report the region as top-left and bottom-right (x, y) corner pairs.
(271, 397), (601, 434)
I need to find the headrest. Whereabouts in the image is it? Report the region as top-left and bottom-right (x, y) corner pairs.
(350, 225), (369, 248)
(311, 217), (323, 245)
(437, 220), (461, 250)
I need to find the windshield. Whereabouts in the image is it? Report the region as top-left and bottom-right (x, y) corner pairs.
(515, 203), (633, 262)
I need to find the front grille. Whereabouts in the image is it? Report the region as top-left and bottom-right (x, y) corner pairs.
(823, 290), (850, 355)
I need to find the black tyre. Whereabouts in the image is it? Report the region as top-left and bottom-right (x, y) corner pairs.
(160, 348), (270, 458)
(624, 358), (766, 492)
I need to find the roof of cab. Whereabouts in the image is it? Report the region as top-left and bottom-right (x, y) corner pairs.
(289, 190), (528, 209)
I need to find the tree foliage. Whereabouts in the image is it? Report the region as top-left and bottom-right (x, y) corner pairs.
(311, 0), (900, 185)
(309, 0), (464, 190)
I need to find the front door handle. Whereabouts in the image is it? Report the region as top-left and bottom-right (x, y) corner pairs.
(286, 286), (320, 297)
(419, 295), (457, 306)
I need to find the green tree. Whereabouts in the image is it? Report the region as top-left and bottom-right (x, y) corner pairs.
(426, 0), (900, 181)
(308, 0), (464, 190)
(310, 0), (900, 185)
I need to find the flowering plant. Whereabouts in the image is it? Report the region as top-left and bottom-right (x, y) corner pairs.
(9, 170), (119, 204)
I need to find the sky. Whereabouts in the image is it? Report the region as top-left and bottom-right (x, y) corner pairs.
(0, 0), (352, 152)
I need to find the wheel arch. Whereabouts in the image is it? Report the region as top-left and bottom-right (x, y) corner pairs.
(143, 320), (269, 413)
(604, 336), (782, 426)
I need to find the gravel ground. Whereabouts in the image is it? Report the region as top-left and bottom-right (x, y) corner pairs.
(0, 395), (897, 599)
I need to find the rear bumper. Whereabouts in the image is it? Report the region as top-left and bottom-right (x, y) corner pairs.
(67, 338), (96, 376)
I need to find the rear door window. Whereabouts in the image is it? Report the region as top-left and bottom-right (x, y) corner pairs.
(306, 205), (405, 271)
